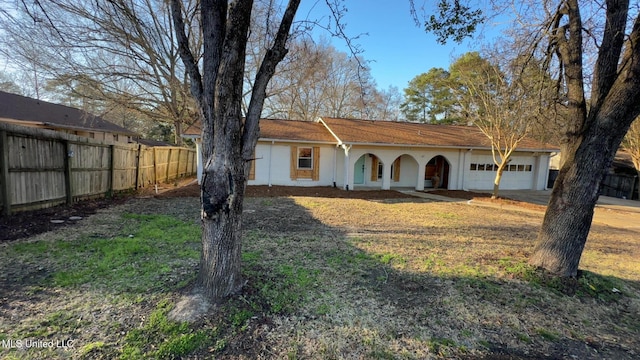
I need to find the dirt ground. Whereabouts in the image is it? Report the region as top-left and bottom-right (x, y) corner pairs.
(0, 196), (130, 242)
(0, 180), (539, 242)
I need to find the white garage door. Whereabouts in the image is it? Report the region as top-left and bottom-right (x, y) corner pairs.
(466, 155), (535, 190)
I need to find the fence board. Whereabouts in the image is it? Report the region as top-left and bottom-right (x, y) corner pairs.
(137, 147), (156, 188)
(0, 122), (196, 214)
(7, 134), (66, 208)
(0, 130), (9, 215)
(112, 145), (139, 191)
(601, 173), (638, 200)
(70, 143), (111, 198)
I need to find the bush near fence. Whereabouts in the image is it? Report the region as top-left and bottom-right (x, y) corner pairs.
(0, 122), (196, 215)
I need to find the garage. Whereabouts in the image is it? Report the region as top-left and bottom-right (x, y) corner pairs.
(465, 154), (536, 190)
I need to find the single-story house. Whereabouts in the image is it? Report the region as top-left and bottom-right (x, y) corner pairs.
(0, 90), (137, 143)
(183, 117), (558, 191)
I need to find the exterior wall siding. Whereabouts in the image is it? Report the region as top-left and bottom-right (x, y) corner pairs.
(197, 141), (552, 192)
(249, 142), (338, 187)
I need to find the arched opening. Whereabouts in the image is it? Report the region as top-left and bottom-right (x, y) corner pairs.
(390, 154), (419, 188)
(353, 153), (384, 188)
(425, 155), (450, 189)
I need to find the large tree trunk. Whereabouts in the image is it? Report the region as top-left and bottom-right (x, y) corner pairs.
(198, 150), (247, 299)
(529, 130), (610, 276)
(528, 1), (640, 278)
(171, 0), (300, 302)
(530, 109), (637, 277)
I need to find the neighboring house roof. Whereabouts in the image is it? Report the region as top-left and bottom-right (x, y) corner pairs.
(182, 117), (558, 152)
(318, 117), (557, 152)
(0, 90), (138, 137)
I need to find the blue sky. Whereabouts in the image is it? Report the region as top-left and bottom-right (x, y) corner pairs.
(296, 0), (487, 92)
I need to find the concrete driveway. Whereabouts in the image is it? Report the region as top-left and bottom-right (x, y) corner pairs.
(406, 189), (640, 230)
(475, 190), (640, 230)
(492, 190), (640, 214)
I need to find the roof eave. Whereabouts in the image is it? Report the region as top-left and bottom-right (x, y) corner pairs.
(343, 141), (557, 153)
(258, 137), (338, 145)
(0, 118), (45, 126)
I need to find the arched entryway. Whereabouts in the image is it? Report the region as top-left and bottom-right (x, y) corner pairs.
(425, 155), (450, 189)
(390, 154), (419, 188)
(353, 153), (385, 187)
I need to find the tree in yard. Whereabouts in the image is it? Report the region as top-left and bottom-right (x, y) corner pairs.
(450, 52), (552, 198)
(447, 52), (499, 123)
(522, 0), (640, 277)
(170, 0), (301, 300)
(401, 68), (455, 123)
(170, 0), (480, 302)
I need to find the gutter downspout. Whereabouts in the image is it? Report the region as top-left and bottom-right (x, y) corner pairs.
(341, 143), (352, 190)
(332, 146), (337, 187)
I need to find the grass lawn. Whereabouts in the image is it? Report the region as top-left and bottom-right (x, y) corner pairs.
(0, 195), (638, 359)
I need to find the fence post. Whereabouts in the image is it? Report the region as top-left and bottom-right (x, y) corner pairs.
(0, 130), (11, 216)
(153, 147), (158, 184)
(178, 148), (183, 177)
(109, 144), (115, 194)
(63, 140), (73, 205)
(166, 147), (172, 182)
(134, 144), (142, 189)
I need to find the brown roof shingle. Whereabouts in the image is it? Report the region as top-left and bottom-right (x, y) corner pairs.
(184, 118), (337, 143)
(183, 117), (557, 152)
(319, 117), (557, 151)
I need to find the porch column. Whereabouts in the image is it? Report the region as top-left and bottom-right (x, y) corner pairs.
(462, 149), (472, 191)
(381, 162), (391, 190)
(416, 161), (426, 191)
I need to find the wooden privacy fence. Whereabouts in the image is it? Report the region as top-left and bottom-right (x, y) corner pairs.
(600, 173), (639, 200)
(0, 122), (196, 215)
(549, 169), (639, 200)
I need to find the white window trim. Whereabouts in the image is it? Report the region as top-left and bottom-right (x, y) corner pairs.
(297, 147), (313, 170)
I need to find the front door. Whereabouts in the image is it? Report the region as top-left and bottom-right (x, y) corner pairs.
(354, 156), (365, 184)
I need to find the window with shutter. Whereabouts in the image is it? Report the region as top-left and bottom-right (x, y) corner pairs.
(290, 146), (320, 180)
